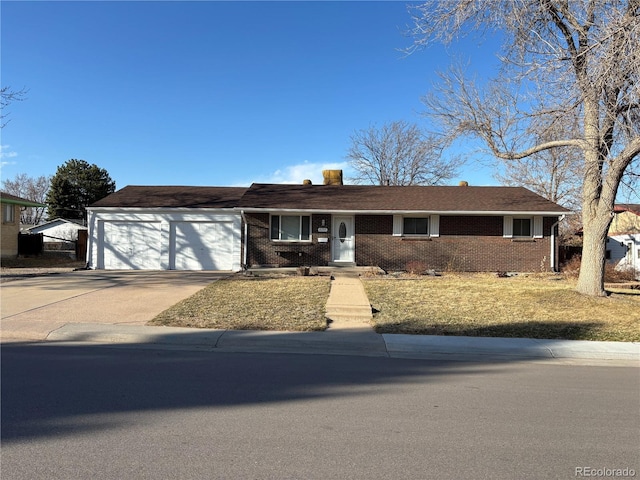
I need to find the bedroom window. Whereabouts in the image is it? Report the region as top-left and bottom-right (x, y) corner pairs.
(403, 217), (430, 235)
(270, 215), (311, 241)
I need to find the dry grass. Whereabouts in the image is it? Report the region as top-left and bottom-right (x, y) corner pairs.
(363, 274), (640, 341)
(150, 275), (331, 331)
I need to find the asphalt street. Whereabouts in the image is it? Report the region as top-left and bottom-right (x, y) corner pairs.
(2, 343), (638, 480)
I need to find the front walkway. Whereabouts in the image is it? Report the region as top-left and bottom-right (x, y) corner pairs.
(324, 273), (374, 330)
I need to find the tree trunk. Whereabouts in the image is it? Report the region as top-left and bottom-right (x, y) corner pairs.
(576, 213), (611, 297)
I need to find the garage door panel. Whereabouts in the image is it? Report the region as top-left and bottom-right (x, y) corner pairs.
(103, 222), (161, 269)
(171, 222), (233, 270)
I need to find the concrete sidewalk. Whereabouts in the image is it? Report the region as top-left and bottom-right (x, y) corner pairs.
(325, 273), (374, 329)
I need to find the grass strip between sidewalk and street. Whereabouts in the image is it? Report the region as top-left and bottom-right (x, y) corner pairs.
(150, 275), (331, 331)
(362, 274), (640, 341)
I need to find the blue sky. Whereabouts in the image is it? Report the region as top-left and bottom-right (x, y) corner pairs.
(1, 1), (501, 188)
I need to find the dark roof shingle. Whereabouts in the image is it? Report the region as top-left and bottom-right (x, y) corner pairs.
(89, 184), (570, 213)
(90, 186), (247, 208)
(238, 184), (570, 213)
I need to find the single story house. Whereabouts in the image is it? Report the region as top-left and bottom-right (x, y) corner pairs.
(1, 191), (46, 258)
(87, 174), (571, 272)
(26, 218), (88, 250)
(606, 204), (640, 277)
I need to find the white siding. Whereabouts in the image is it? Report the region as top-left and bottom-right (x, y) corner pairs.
(608, 233), (640, 276)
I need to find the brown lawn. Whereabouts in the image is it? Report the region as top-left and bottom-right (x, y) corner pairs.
(150, 275), (331, 332)
(362, 274), (640, 341)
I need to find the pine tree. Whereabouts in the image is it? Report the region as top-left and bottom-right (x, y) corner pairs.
(46, 159), (116, 222)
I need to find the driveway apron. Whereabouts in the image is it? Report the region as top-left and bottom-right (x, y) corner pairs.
(1, 271), (226, 341)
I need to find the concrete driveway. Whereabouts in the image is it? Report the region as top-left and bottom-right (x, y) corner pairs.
(1, 271), (228, 341)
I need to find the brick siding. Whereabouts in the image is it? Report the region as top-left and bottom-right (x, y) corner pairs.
(245, 213), (558, 272)
(244, 213), (332, 267)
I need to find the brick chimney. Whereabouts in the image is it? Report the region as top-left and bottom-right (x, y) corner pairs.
(322, 170), (343, 185)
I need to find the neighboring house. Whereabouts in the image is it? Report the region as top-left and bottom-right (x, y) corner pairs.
(87, 174), (570, 272)
(1, 192), (46, 258)
(26, 218), (88, 250)
(606, 204), (640, 277)
(87, 186), (247, 270)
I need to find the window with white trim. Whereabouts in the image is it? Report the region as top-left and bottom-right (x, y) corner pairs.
(2, 203), (15, 224)
(513, 218), (531, 237)
(393, 214), (440, 237)
(270, 215), (311, 241)
(403, 217), (429, 235)
(503, 215), (543, 238)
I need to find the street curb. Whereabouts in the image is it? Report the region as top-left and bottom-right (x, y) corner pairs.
(382, 334), (640, 361)
(45, 323), (389, 357)
(40, 323), (640, 364)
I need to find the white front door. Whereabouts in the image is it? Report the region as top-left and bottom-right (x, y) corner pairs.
(332, 216), (355, 263)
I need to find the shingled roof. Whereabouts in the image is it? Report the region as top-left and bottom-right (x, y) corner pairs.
(238, 184), (570, 214)
(89, 186), (247, 209)
(90, 184), (570, 214)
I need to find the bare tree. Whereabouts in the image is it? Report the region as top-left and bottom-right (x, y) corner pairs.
(1, 86), (28, 128)
(1, 173), (50, 225)
(347, 120), (460, 185)
(494, 119), (583, 212)
(495, 148), (583, 210)
(408, 0), (640, 296)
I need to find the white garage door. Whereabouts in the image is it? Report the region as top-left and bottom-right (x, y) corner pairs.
(171, 221), (233, 270)
(103, 222), (161, 269)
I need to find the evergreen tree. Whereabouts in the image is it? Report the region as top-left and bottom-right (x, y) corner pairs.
(46, 159), (115, 222)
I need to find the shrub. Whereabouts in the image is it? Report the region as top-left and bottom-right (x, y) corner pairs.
(561, 255), (582, 279)
(605, 263), (638, 283)
(561, 255), (638, 282)
(405, 260), (429, 275)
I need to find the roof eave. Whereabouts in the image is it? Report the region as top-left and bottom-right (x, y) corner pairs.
(0, 198), (46, 207)
(238, 207), (572, 216)
(87, 206), (239, 213)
